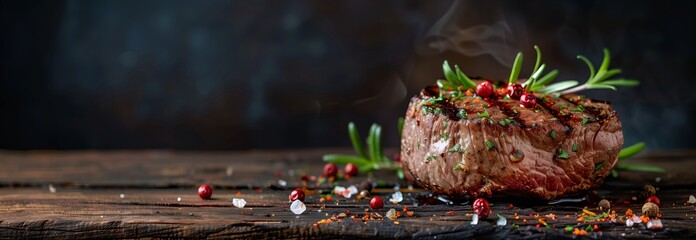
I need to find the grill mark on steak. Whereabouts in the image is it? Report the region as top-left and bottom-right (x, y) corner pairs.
(535, 96), (573, 133)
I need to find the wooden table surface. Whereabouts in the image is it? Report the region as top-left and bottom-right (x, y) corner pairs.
(1, 149), (695, 239)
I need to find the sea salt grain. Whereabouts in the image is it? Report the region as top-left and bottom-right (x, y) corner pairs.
(386, 208), (397, 220)
(177, 197), (182, 202)
(647, 219), (663, 229)
(290, 200), (306, 214)
(278, 180), (287, 187)
(120, 194), (125, 199)
(48, 184), (56, 193)
(390, 191), (403, 204)
(688, 195), (696, 204)
(626, 219), (635, 227)
(496, 216), (507, 226)
(232, 198), (247, 208)
(470, 214), (479, 225)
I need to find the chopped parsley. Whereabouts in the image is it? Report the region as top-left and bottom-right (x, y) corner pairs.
(448, 143), (463, 153)
(559, 104), (568, 109)
(441, 132), (448, 140)
(453, 163), (464, 171)
(498, 118), (514, 126)
(594, 160), (606, 173)
(442, 119), (449, 129)
(549, 130), (557, 139)
(485, 141), (495, 150)
(572, 144), (578, 152)
(581, 118), (589, 126)
(556, 148), (569, 159)
(425, 155), (437, 162)
(512, 109), (519, 114)
(433, 107), (442, 115)
(534, 109), (541, 113)
(457, 109), (468, 119)
(572, 105), (586, 112)
(421, 106), (431, 115)
(478, 110), (490, 118)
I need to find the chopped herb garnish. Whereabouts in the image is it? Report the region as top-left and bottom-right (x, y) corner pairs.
(426, 155), (437, 162)
(559, 104), (568, 109)
(422, 106), (431, 115)
(512, 109), (518, 114)
(534, 109), (541, 113)
(549, 130), (557, 139)
(572, 144), (578, 152)
(442, 119), (449, 129)
(498, 118), (514, 126)
(581, 118), (589, 126)
(594, 160), (606, 173)
(448, 143), (462, 153)
(457, 109), (468, 119)
(441, 132), (448, 140)
(478, 110), (490, 118)
(556, 148), (569, 159)
(485, 141), (495, 150)
(483, 103), (489, 108)
(572, 105), (586, 112)
(453, 163), (464, 171)
(433, 107), (442, 115)
(550, 117), (558, 121)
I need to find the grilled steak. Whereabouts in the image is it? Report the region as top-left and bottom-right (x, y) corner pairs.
(400, 85), (623, 200)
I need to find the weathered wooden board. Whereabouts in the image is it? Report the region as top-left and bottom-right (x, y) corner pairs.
(0, 150), (695, 239)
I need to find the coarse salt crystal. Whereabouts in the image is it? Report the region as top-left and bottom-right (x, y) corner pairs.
(290, 200), (306, 214)
(232, 198), (246, 208)
(390, 191), (403, 203)
(496, 216), (507, 226)
(688, 195), (696, 204)
(120, 194), (125, 199)
(348, 185), (358, 195)
(177, 197), (182, 202)
(647, 219), (663, 229)
(470, 213), (479, 225)
(48, 184), (56, 193)
(226, 166), (234, 176)
(278, 180), (287, 187)
(386, 208), (397, 220)
(626, 219), (635, 227)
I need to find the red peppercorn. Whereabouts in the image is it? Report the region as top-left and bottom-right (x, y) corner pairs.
(646, 195), (661, 207)
(476, 81), (494, 98)
(289, 188), (305, 202)
(345, 163), (358, 177)
(198, 184), (213, 200)
(369, 196), (384, 209)
(472, 198), (491, 219)
(520, 93), (537, 108)
(506, 84), (524, 99)
(324, 163), (337, 178)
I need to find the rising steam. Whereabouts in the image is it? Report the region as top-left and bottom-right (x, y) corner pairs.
(416, 0), (522, 67)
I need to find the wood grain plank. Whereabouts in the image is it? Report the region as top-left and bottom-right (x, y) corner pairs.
(0, 150), (695, 239)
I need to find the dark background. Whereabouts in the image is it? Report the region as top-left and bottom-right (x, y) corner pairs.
(1, 0), (695, 151)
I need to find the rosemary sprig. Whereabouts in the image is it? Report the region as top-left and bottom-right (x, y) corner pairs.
(539, 49), (639, 94)
(504, 46), (559, 91)
(438, 61), (477, 90)
(611, 142), (666, 176)
(323, 122), (403, 179)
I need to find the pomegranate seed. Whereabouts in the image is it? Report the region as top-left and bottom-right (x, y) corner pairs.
(345, 163), (358, 177)
(289, 188), (305, 202)
(520, 93), (537, 108)
(476, 81), (494, 98)
(472, 198), (491, 219)
(369, 196), (384, 209)
(506, 84), (524, 99)
(646, 195), (661, 207)
(324, 163), (338, 178)
(198, 184), (213, 200)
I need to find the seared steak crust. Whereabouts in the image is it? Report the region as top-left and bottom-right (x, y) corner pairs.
(400, 86), (623, 200)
